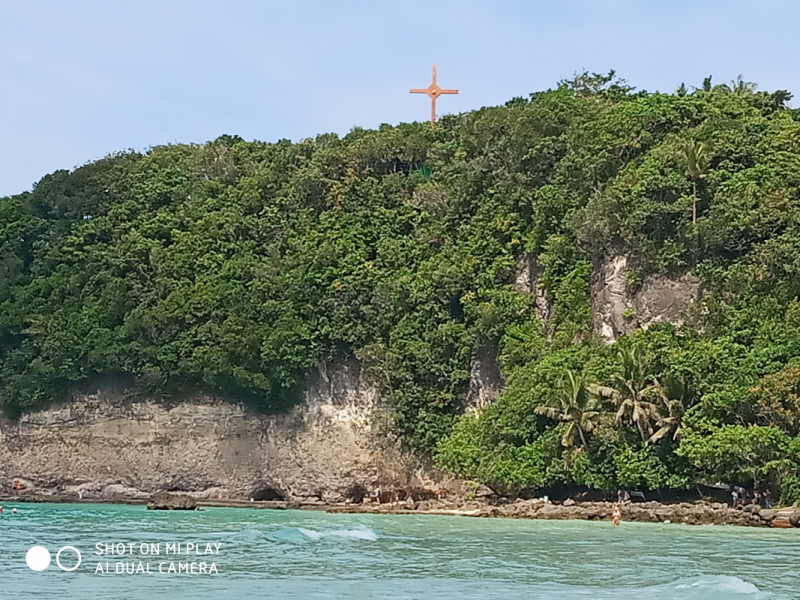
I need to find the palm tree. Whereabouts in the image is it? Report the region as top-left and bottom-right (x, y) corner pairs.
(648, 373), (692, 444)
(535, 370), (605, 450)
(730, 75), (757, 96)
(590, 346), (661, 441)
(770, 90), (793, 111)
(681, 140), (711, 224)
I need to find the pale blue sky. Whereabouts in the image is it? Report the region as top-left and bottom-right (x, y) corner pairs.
(1, 1), (798, 197)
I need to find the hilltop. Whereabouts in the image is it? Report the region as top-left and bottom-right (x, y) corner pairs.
(3, 73), (800, 503)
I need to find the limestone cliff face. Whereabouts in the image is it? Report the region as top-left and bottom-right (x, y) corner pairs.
(0, 359), (446, 500)
(591, 255), (701, 343)
(514, 252), (552, 323)
(465, 344), (505, 411)
(513, 251), (700, 344)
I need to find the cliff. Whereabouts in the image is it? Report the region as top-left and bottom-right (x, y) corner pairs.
(0, 253), (703, 500)
(0, 360), (451, 501)
(591, 255), (700, 343)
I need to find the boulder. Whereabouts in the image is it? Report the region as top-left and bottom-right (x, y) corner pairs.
(790, 511), (800, 527)
(759, 509), (777, 522)
(147, 492), (198, 510)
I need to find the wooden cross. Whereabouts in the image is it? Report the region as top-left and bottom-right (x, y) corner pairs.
(410, 64), (458, 126)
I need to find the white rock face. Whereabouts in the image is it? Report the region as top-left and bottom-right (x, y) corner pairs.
(0, 359), (446, 500)
(514, 252), (552, 323)
(465, 345), (505, 411)
(591, 255), (701, 343)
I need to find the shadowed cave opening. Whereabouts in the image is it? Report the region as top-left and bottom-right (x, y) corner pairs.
(251, 487), (285, 501)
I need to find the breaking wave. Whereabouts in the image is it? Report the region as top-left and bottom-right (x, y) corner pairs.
(672, 575), (761, 596)
(297, 526), (379, 541)
(512, 575), (766, 600)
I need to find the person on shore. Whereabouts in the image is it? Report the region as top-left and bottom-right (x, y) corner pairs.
(612, 505), (622, 526)
(764, 489), (773, 509)
(731, 488), (739, 507)
(374, 487), (381, 504)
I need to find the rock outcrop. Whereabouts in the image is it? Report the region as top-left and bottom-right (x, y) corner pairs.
(592, 255), (700, 343)
(334, 498), (800, 529)
(0, 359), (452, 501)
(147, 491), (197, 510)
(465, 344), (505, 410)
(473, 499), (786, 527)
(514, 252), (552, 323)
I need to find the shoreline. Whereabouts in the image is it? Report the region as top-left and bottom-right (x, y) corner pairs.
(2, 494), (798, 529)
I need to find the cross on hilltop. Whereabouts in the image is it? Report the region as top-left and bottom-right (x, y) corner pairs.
(410, 64), (458, 126)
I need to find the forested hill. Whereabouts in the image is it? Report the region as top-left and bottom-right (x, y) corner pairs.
(3, 73), (800, 501)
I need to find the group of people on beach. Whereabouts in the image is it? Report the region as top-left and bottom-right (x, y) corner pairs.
(732, 486), (772, 508)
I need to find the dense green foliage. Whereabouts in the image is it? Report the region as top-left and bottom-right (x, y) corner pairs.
(3, 73), (800, 502)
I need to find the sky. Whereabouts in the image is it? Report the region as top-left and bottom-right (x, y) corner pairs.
(1, 0), (798, 197)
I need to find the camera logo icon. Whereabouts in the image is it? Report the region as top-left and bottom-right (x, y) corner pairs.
(26, 546), (82, 572)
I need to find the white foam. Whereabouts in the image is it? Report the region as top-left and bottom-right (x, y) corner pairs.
(298, 527), (379, 541)
(676, 575), (760, 595)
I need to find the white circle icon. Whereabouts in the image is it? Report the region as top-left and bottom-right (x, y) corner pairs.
(26, 546), (51, 571)
(56, 546), (81, 571)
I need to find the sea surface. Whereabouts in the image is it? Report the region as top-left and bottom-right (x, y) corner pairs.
(0, 502), (796, 599)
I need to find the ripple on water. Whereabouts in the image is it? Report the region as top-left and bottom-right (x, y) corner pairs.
(298, 527), (379, 541)
(0, 505), (796, 600)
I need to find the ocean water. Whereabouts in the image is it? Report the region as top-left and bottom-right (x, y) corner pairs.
(0, 502), (797, 599)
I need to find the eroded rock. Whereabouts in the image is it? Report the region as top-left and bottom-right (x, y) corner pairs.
(0, 359), (455, 501)
(147, 492), (197, 510)
(592, 255), (700, 343)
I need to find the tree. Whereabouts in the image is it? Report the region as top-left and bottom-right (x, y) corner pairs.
(770, 90), (793, 110)
(591, 346), (661, 441)
(535, 370), (605, 450)
(678, 422), (792, 490)
(753, 363), (800, 436)
(649, 373), (692, 444)
(680, 140), (711, 224)
(730, 75), (757, 96)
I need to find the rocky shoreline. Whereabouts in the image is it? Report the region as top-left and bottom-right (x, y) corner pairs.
(329, 498), (800, 528)
(4, 492), (799, 529)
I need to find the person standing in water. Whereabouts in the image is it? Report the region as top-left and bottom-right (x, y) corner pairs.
(612, 505), (622, 526)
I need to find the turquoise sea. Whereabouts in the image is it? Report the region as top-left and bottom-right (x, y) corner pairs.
(0, 502), (796, 599)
